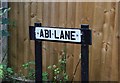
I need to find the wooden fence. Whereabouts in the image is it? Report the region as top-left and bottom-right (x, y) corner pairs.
(8, 2), (119, 81)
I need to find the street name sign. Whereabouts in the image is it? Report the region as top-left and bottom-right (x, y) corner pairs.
(29, 23), (92, 82)
(35, 27), (82, 43)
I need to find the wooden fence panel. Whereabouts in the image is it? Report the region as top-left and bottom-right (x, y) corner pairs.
(42, 2), (51, 73)
(118, 2), (120, 81)
(23, 2), (31, 74)
(8, 2), (18, 72)
(66, 2), (76, 81)
(17, 2), (25, 73)
(90, 3), (105, 81)
(8, 2), (119, 81)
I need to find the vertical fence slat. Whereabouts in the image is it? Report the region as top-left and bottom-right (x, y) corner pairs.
(50, 2), (60, 80)
(8, 2), (18, 72)
(58, 2), (67, 59)
(23, 2), (31, 75)
(29, 2), (37, 62)
(100, 3), (115, 81)
(72, 2), (82, 81)
(24, 2), (30, 63)
(58, 2), (68, 81)
(50, 2), (59, 65)
(118, 2), (120, 82)
(110, 2), (118, 81)
(58, 2), (67, 61)
(42, 2), (52, 79)
(42, 2), (49, 72)
(90, 2), (105, 81)
(85, 2), (95, 81)
(66, 2), (76, 81)
(17, 2), (24, 72)
(36, 2), (43, 23)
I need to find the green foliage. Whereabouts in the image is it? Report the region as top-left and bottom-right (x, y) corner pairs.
(0, 7), (16, 26)
(0, 50), (68, 82)
(0, 64), (14, 80)
(0, 7), (10, 25)
(21, 61), (48, 81)
(0, 7), (16, 37)
(0, 30), (9, 36)
(0, 61), (48, 81)
(0, 7), (11, 16)
(47, 50), (69, 82)
(21, 61), (35, 80)
(42, 72), (48, 81)
(0, 17), (16, 26)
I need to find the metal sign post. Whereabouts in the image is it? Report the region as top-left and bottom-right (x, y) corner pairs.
(81, 25), (91, 82)
(29, 23), (92, 82)
(29, 23), (42, 82)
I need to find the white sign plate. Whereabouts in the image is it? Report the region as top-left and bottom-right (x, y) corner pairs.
(35, 27), (82, 43)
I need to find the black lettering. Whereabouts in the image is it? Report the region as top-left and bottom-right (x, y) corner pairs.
(45, 29), (49, 38)
(49, 30), (51, 38)
(65, 31), (70, 39)
(60, 31), (64, 39)
(71, 31), (75, 40)
(54, 30), (59, 39)
(40, 29), (44, 37)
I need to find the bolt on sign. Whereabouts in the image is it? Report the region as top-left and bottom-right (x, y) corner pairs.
(29, 23), (92, 82)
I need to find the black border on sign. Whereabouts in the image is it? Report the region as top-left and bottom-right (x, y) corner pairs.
(34, 26), (92, 45)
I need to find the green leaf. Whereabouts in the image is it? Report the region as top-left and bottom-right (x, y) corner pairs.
(42, 72), (48, 76)
(0, 69), (3, 78)
(0, 8), (11, 16)
(0, 18), (9, 24)
(7, 68), (13, 74)
(0, 64), (3, 69)
(1, 30), (9, 36)
(47, 66), (52, 69)
(42, 72), (48, 81)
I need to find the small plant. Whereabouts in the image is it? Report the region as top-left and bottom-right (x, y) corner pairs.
(0, 50), (68, 82)
(21, 61), (35, 80)
(21, 61), (48, 81)
(0, 63), (14, 80)
(42, 72), (48, 81)
(0, 61), (48, 82)
(0, 7), (17, 82)
(47, 50), (69, 82)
